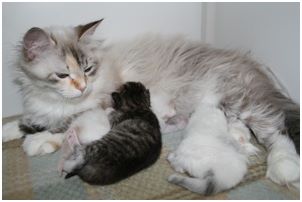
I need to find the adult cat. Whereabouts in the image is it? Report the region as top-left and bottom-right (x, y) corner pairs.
(3, 20), (299, 189)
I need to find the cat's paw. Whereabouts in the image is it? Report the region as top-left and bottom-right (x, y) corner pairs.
(22, 131), (64, 156)
(266, 150), (300, 189)
(2, 120), (24, 142)
(167, 153), (185, 173)
(167, 152), (176, 161)
(168, 174), (185, 184)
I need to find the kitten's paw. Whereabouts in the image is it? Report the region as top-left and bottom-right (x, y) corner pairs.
(266, 150), (300, 189)
(168, 174), (184, 184)
(167, 152), (176, 161)
(22, 132), (64, 156)
(167, 153), (185, 173)
(2, 120), (23, 142)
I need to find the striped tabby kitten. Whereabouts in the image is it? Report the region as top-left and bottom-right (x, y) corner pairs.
(61, 82), (162, 185)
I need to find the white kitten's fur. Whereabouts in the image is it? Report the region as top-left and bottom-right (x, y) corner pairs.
(167, 104), (257, 194)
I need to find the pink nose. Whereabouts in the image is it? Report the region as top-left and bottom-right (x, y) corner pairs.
(78, 85), (86, 93)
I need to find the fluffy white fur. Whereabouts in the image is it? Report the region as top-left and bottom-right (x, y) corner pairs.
(22, 132), (64, 156)
(228, 120), (259, 157)
(2, 120), (23, 142)
(266, 134), (300, 189)
(167, 104), (256, 194)
(68, 108), (110, 144)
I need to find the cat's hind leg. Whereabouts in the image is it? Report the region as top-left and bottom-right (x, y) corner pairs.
(238, 101), (300, 188)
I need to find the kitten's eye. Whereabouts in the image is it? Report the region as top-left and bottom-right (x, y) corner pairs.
(84, 66), (93, 73)
(55, 73), (69, 79)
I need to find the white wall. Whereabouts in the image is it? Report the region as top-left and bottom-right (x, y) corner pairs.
(212, 3), (300, 103)
(2, 2), (202, 117)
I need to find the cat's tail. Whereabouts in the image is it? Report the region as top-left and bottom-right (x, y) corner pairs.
(168, 174), (229, 195)
(283, 102), (300, 154)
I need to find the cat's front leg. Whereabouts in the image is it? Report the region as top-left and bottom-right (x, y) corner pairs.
(2, 120), (24, 142)
(108, 110), (124, 127)
(22, 131), (64, 156)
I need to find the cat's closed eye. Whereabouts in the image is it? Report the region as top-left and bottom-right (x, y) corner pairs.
(56, 72), (69, 79)
(84, 66), (93, 73)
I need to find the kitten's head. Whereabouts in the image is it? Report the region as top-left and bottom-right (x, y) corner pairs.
(19, 19), (104, 99)
(111, 82), (151, 111)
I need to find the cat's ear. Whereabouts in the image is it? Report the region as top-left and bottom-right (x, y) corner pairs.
(111, 92), (122, 109)
(76, 19), (103, 40)
(23, 27), (51, 61)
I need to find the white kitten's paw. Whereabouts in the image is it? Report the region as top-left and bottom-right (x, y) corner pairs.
(168, 174), (184, 184)
(2, 120), (23, 142)
(22, 131), (64, 156)
(266, 150), (300, 189)
(167, 152), (176, 161)
(167, 153), (185, 173)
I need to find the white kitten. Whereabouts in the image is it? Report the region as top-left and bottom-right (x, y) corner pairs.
(167, 104), (256, 195)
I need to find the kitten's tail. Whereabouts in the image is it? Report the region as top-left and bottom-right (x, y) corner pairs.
(65, 171), (78, 179)
(168, 174), (223, 195)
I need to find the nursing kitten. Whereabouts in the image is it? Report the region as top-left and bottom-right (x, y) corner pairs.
(61, 82), (162, 185)
(167, 104), (258, 195)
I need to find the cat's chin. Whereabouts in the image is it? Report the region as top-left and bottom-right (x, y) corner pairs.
(59, 92), (85, 100)
(59, 88), (91, 100)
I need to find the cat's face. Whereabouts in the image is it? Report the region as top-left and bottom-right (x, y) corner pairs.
(111, 82), (151, 111)
(20, 20), (104, 99)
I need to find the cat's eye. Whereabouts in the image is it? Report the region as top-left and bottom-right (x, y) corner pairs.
(84, 66), (93, 73)
(55, 72), (69, 79)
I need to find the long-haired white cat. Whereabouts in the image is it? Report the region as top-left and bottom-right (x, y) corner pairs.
(167, 104), (259, 194)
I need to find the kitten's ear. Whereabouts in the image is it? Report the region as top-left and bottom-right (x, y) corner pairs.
(146, 89), (150, 98)
(23, 27), (51, 61)
(146, 89), (151, 107)
(76, 19), (103, 40)
(111, 92), (122, 109)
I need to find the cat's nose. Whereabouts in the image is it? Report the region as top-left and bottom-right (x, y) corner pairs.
(78, 84), (86, 93)
(71, 77), (86, 93)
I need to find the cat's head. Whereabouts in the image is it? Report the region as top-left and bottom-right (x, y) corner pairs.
(111, 82), (151, 111)
(19, 19), (104, 99)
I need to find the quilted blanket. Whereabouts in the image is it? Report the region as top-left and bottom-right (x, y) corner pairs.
(2, 117), (299, 199)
